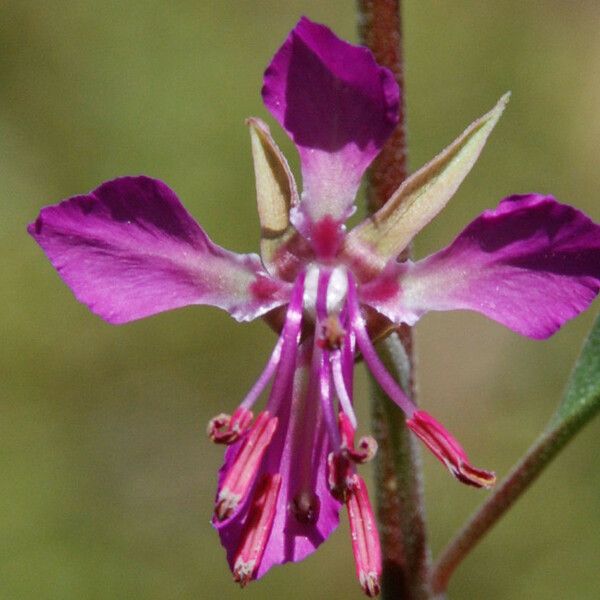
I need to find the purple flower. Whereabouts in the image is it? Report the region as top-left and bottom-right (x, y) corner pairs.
(28, 17), (600, 597)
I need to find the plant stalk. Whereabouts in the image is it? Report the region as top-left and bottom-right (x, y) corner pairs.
(357, 1), (432, 598)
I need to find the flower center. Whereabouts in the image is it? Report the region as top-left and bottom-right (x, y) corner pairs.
(303, 264), (348, 321)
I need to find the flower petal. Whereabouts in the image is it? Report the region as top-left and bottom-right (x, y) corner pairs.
(259, 387), (340, 577)
(343, 94), (509, 277)
(215, 343), (341, 579)
(263, 17), (399, 227)
(28, 176), (289, 324)
(361, 195), (600, 339)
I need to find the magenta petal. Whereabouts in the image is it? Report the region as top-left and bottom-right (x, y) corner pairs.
(257, 399), (340, 577)
(362, 194), (600, 339)
(28, 176), (289, 324)
(215, 342), (341, 579)
(263, 17), (399, 226)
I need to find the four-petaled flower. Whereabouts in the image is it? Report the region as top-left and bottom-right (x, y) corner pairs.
(28, 17), (600, 597)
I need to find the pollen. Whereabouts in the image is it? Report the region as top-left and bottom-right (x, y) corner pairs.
(319, 315), (346, 350)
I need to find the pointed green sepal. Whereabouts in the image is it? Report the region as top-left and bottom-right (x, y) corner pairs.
(247, 117), (298, 273)
(343, 93), (510, 274)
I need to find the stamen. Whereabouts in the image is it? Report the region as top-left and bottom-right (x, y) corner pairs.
(327, 451), (356, 502)
(315, 270), (340, 450)
(327, 412), (377, 500)
(317, 343), (338, 448)
(347, 272), (416, 417)
(341, 316), (356, 399)
(332, 350), (358, 429)
(266, 272), (305, 415)
(339, 412), (377, 464)
(407, 410), (496, 489)
(214, 412), (278, 521)
(347, 272), (495, 489)
(346, 474), (382, 598)
(207, 407), (253, 445)
(208, 328), (285, 445)
(232, 473), (282, 587)
(240, 336), (284, 410)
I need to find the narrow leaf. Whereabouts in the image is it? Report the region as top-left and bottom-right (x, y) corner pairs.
(343, 94), (510, 274)
(247, 117), (298, 272)
(431, 314), (600, 594)
(551, 315), (600, 427)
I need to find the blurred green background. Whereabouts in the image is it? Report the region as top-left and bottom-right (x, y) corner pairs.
(2, 1), (599, 598)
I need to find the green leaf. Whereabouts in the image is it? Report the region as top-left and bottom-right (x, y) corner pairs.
(342, 94), (509, 274)
(431, 315), (600, 594)
(551, 314), (600, 427)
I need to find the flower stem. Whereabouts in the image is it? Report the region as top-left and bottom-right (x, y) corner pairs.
(430, 428), (560, 595)
(357, 2), (432, 598)
(370, 335), (431, 600)
(357, 0), (408, 212)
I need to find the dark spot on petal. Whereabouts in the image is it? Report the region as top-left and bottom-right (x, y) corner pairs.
(291, 489), (321, 524)
(77, 196), (96, 215)
(250, 275), (281, 300)
(311, 215), (343, 259)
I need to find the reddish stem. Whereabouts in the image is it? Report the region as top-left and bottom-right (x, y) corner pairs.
(358, 0), (408, 212)
(357, 1), (431, 598)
